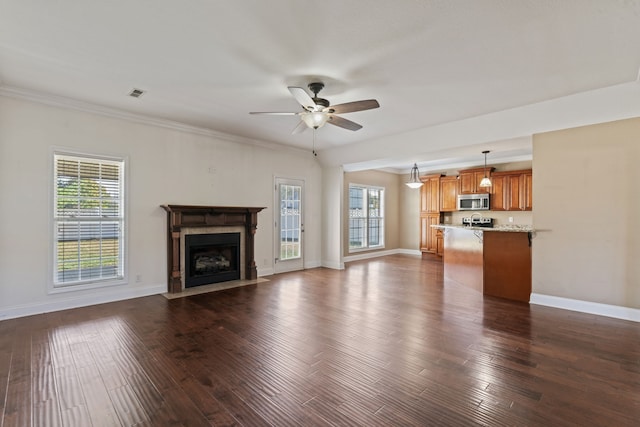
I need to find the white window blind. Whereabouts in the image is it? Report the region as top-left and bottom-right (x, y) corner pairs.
(53, 153), (125, 287)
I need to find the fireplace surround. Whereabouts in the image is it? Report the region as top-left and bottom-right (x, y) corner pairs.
(161, 205), (265, 293)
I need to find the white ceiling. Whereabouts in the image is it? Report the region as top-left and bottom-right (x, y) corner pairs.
(2, 1), (640, 173)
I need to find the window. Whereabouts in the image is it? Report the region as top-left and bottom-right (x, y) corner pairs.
(53, 152), (125, 288)
(348, 184), (384, 251)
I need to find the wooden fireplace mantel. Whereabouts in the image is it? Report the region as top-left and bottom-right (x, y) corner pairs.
(161, 205), (266, 293)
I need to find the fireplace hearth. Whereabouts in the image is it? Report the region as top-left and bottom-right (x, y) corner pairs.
(185, 233), (240, 287)
(161, 205), (265, 293)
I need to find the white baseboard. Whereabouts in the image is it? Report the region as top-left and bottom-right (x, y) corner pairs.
(395, 248), (423, 256)
(257, 260), (321, 277)
(343, 248), (422, 263)
(304, 260), (322, 269)
(257, 267), (274, 277)
(321, 260), (345, 270)
(0, 283), (166, 321)
(530, 293), (640, 323)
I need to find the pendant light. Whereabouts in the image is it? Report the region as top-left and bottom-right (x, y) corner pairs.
(479, 150), (492, 188)
(405, 163), (423, 189)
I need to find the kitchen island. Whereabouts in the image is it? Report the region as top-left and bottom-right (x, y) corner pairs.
(433, 225), (532, 303)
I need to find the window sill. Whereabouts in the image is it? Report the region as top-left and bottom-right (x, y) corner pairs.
(48, 277), (128, 294)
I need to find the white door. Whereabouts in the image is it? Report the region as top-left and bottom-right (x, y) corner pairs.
(274, 178), (304, 273)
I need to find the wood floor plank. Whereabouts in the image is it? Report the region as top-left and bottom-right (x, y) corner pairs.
(108, 384), (149, 426)
(3, 317), (35, 427)
(33, 399), (63, 427)
(1, 254), (639, 426)
(75, 364), (121, 427)
(0, 319), (16, 422)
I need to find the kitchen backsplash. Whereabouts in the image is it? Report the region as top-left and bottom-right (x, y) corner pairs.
(445, 210), (532, 226)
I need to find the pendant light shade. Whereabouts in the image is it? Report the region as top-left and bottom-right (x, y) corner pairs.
(405, 163), (423, 188)
(479, 176), (492, 187)
(479, 150), (492, 188)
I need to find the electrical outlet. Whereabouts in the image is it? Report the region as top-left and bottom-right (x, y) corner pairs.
(135, 274), (142, 283)
(508, 217), (514, 223)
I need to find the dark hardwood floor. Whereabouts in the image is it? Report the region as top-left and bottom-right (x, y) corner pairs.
(1, 254), (639, 426)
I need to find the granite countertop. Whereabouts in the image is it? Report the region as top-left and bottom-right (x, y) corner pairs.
(432, 224), (534, 232)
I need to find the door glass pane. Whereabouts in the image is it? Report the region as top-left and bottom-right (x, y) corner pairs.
(349, 187), (365, 249)
(280, 184), (301, 260)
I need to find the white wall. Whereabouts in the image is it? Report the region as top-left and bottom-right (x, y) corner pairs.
(0, 95), (322, 319)
(399, 183), (421, 250)
(321, 166), (344, 270)
(532, 117), (640, 310)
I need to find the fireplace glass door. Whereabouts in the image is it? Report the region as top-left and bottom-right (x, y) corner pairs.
(185, 233), (240, 287)
(275, 178), (304, 273)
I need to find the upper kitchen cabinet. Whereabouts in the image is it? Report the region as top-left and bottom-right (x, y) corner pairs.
(458, 167), (494, 194)
(489, 174), (508, 210)
(420, 174), (442, 213)
(439, 176), (459, 212)
(521, 170), (533, 211)
(490, 169), (533, 211)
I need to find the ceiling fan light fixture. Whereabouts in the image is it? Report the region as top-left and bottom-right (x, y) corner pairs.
(406, 163), (423, 188)
(301, 111), (329, 129)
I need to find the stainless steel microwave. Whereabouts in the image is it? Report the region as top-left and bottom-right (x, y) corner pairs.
(457, 193), (490, 210)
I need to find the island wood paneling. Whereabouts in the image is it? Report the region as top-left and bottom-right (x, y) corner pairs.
(483, 230), (532, 302)
(443, 226), (484, 292)
(441, 226), (532, 302)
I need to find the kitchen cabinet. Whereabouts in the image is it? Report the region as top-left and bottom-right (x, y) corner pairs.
(419, 174), (443, 254)
(490, 169), (532, 211)
(458, 167), (494, 194)
(420, 213), (441, 254)
(521, 170), (533, 210)
(506, 174), (523, 210)
(489, 174), (507, 210)
(439, 176), (458, 212)
(420, 174), (441, 213)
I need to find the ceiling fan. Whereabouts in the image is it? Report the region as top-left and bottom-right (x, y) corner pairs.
(250, 82), (380, 133)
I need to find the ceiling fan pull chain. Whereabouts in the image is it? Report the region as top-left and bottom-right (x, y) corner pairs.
(312, 129), (317, 157)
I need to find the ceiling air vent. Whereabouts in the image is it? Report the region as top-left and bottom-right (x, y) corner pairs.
(128, 88), (145, 98)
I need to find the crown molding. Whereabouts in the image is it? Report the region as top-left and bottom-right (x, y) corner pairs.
(0, 85), (311, 157)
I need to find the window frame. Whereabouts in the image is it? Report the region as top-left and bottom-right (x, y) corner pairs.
(50, 149), (127, 293)
(348, 183), (385, 252)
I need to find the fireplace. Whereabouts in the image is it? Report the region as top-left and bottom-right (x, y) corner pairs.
(185, 233), (240, 287)
(162, 205), (266, 293)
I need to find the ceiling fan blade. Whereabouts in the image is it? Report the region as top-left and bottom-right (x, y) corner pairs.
(326, 99), (379, 114)
(249, 111), (299, 115)
(327, 115), (363, 131)
(291, 120), (308, 134)
(288, 86), (316, 111)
